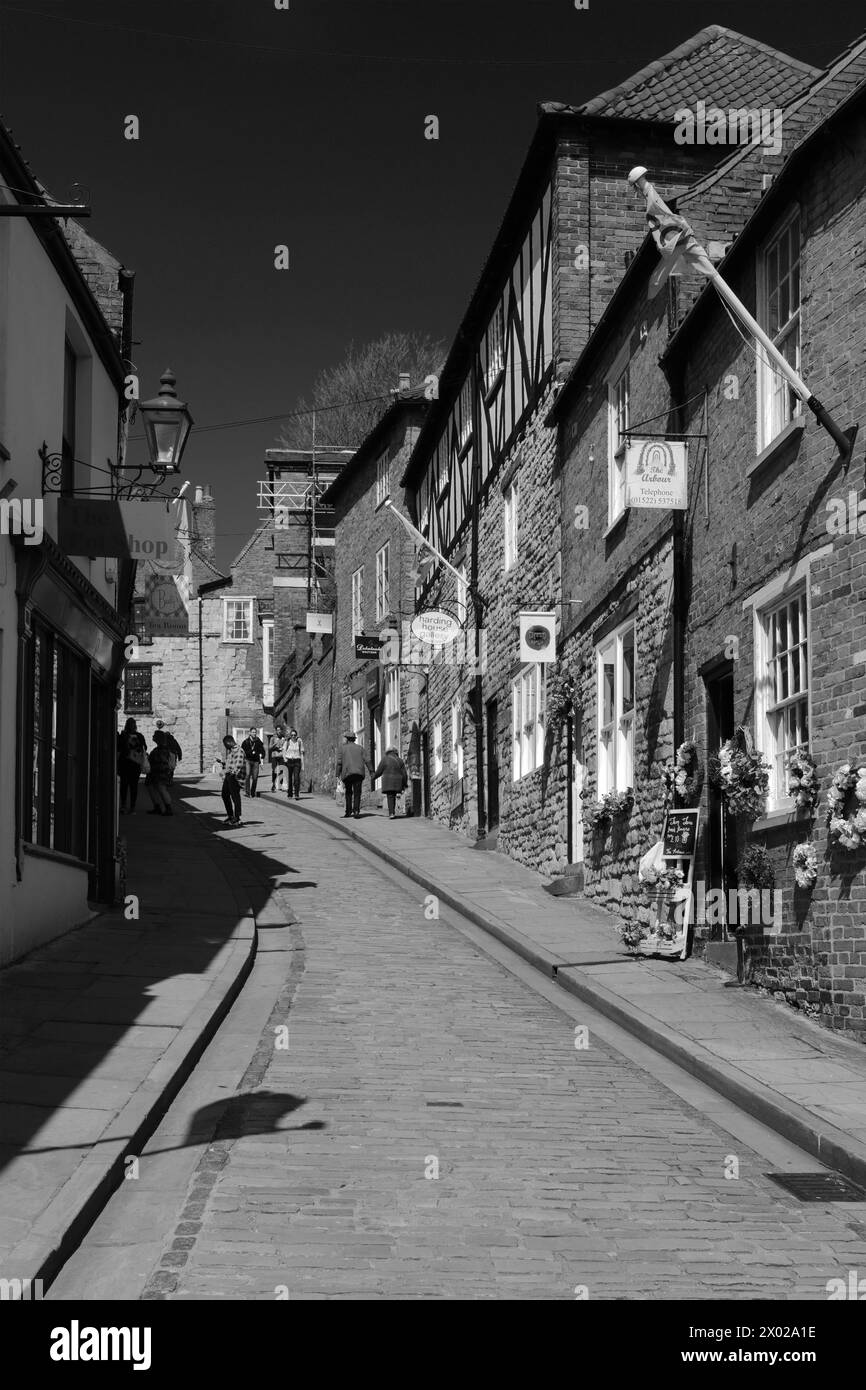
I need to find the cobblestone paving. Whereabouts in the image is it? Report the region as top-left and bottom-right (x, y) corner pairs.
(147, 805), (866, 1300)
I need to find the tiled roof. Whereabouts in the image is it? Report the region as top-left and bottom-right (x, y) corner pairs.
(576, 25), (819, 120)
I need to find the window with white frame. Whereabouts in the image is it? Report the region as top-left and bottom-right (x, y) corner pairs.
(451, 698), (464, 779)
(758, 212), (801, 451)
(351, 566), (363, 636)
(484, 299), (505, 391)
(262, 619), (274, 685)
(376, 544), (390, 621)
(458, 377), (473, 451)
(504, 480), (518, 571)
(433, 720), (443, 775)
(455, 561), (468, 625)
(350, 694), (365, 740)
(596, 621), (635, 794)
(511, 664), (546, 780)
(375, 450), (390, 507)
(607, 350), (630, 527)
(384, 667), (400, 752)
(756, 585), (809, 809)
(223, 598), (254, 643)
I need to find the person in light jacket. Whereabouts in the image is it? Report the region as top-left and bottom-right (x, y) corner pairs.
(372, 746), (408, 819)
(283, 728), (305, 800)
(336, 733), (371, 819)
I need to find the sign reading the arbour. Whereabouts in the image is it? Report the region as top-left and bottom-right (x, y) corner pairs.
(624, 438), (688, 510)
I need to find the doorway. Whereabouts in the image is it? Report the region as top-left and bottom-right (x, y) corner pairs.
(704, 663), (737, 935)
(486, 698), (500, 832)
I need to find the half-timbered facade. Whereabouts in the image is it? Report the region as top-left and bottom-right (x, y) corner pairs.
(401, 25), (817, 874)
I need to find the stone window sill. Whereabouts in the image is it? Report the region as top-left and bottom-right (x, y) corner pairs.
(752, 806), (811, 833)
(602, 510), (628, 542)
(23, 841), (93, 872)
(746, 418), (805, 480)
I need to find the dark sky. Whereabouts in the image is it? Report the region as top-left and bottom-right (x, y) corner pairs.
(0, 0), (859, 569)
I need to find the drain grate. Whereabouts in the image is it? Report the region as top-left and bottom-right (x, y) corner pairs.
(426, 1102), (464, 1108)
(767, 1172), (866, 1202)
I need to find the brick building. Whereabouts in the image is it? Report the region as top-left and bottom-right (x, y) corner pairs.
(549, 34), (866, 1037)
(315, 388), (430, 807)
(399, 25), (818, 877)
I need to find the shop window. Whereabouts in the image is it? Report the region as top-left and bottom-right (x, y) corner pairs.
(124, 665), (153, 715)
(26, 622), (89, 860)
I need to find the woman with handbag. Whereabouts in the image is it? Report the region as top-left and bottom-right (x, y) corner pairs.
(372, 746), (408, 820)
(117, 717), (148, 815)
(144, 731), (174, 816)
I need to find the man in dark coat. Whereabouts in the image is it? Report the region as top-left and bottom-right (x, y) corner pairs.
(154, 720), (182, 765)
(373, 746), (408, 819)
(336, 733), (371, 819)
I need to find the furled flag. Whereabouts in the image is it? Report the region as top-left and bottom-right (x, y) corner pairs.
(635, 172), (716, 300)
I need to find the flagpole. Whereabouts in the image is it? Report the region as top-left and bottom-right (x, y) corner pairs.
(630, 170), (857, 461)
(383, 499), (466, 587)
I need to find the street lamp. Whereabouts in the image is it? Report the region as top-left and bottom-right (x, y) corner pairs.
(139, 369), (193, 473)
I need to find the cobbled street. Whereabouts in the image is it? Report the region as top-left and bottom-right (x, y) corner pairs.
(53, 797), (866, 1303)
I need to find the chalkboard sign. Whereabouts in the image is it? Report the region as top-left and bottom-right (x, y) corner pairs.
(662, 808), (699, 858)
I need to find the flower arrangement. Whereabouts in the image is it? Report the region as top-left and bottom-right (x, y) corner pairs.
(661, 741), (703, 807)
(582, 787), (634, 833)
(640, 862), (685, 895)
(547, 671), (576, 726)
(792, 841), (818, 889)
(708, 736), (770, 820)
(825, 762), (866, 851)
(737, 843), (775, 890)
(786, 749), (819, 815)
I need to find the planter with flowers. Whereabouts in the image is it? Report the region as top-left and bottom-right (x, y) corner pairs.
(582, 787), (633, 840)
(825, 762), (866, 852)
(708, 730), (770, 821)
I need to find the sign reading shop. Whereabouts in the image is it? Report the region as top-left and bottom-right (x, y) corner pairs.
(624, 438), (688, 510)
(519, 612), (556, 664)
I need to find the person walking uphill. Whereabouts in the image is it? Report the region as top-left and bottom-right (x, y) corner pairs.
(145, 731), (175, 816)
(241, 728), (266, 797)
(373, 746), (408, 819)
(220, 735), (246, 827)
(336, 732), (371, 819)
(283, 728), (304, 800)
(117, 718), (147, 814)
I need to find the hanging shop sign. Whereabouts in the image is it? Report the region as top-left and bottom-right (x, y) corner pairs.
(410, 610), (462, 647)
(306, 611), (333, 634)
(57, 499), (130, 558)
(144, 573), (188, 636)
(355, 634), (382, 660)
(624, 438), (688, 510)
(519, 612), (556, 663)
(118, 500), (176, 567)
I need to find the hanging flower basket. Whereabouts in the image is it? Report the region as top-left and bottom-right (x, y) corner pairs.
(708, 730), (770, 821)
(792, 841), (818, 889)
(786, 749), (819, 815)
(737, 843), (775, 890)
(582, 787), (634, 833)
(825, 762), (866, 851)
(547, 671), (576, 727)
(661, 740), (703, 807)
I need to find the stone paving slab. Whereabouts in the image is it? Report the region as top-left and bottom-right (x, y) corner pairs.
(271, 791), (866, 1191)
(0, 794), (257, 1288)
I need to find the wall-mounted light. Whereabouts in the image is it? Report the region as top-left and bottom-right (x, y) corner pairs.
(139, 369), (193, 474)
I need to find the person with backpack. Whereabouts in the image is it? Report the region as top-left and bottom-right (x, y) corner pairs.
(144, 731), (175, 816)
(372, 746), (409, 819)
(283, 728), (305, 800)
(154, 720), (182, 765)
(117, 717), (148, 815)
(241, 727), (266, 797)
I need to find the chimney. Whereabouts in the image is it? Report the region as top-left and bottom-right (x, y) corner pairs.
(191, 483), (216, 566)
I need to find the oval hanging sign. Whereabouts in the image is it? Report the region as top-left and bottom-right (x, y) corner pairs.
(525, 626), (549, 650)
(411, 610), (462, 646)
